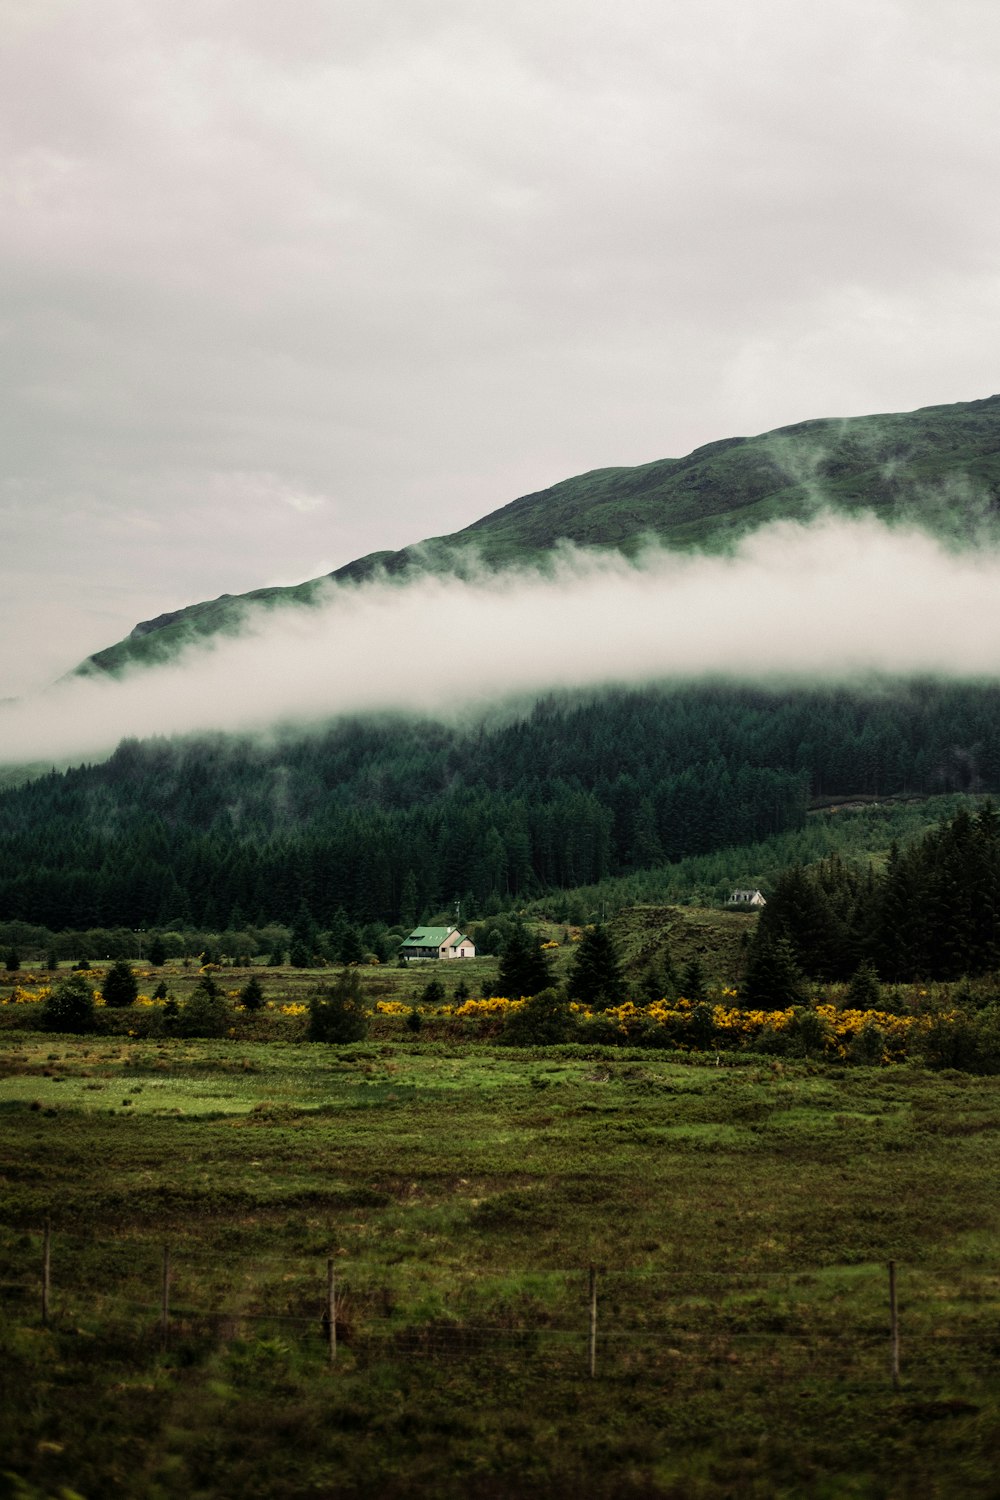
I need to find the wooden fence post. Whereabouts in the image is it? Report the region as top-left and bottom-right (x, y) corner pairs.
(41, 1220), (51, 1327)
(588, 1266), (598, 1378)
(888, 1260), (900, 1392)
(161, 1246), (170, 1352)
(327, 1258), (337, 1364)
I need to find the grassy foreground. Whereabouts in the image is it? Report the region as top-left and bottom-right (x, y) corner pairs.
(2, 1032), (999, 1499)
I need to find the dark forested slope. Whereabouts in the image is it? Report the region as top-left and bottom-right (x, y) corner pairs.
(3, 679), (1000, 931)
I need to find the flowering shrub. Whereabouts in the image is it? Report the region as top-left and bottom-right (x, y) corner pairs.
(2, 985), (53, 1006)
(454, 996), (525, 1017)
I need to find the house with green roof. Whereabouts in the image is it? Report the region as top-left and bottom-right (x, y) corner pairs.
(399, 926), (476, 960)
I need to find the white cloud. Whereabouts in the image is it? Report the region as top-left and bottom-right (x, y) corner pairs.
(4, 515), (1000, 764)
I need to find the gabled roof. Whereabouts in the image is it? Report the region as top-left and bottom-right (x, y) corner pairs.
(402, 927), (472, 947)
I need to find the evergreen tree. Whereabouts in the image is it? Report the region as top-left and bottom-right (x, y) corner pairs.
(240, 974), (265, 1011)
(102, 958), (139, 1008)
(497, 923), (552, 998)
(741, 931), (806, 1009)
(846, 960), (882, 1011)
(566, 924), (626, 1010)
(147, 934), (167, 966)
(177, 978), (228, 1037)
(679, 957), (707, 1003)
(289, 939), (313, 968)
(4, 948), (19, 972)
(338, 924), (365, 966)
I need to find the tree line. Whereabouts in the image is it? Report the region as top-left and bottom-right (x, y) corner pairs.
(748, 802), (1000, 990)
(1, 678), (999, 931)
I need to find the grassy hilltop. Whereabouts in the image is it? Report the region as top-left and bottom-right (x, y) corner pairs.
(78, 393), (1000, 676)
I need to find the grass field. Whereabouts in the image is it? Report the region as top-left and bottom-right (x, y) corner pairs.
(2, 1026), (999, 1499)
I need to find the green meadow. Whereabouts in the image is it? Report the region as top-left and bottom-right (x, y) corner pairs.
(2, 1029), (1000, 1499)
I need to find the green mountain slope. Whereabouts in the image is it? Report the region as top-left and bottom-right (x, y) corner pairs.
(80, 393), (1000, 675)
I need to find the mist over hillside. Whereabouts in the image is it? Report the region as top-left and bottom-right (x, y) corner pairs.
(4, 395), (1000, 935)
(2, 514), (1000, 766)
(75, 393), (1000, 680)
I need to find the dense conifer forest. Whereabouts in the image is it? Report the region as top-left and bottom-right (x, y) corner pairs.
(753, 801), (1000, 984)
(2, 677), (999, 932)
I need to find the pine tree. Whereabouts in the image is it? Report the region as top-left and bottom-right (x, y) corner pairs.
(741, 931), (806, 1009)
(102, 958), (139, 1008)
(240, 974), (265, 1011)
(846, 961), (882, 1011)
(566, 924), (626, 1010)
(289, 939), (313, 968)
(497, 923), (552, 998)
(679, 958), (707, 1004)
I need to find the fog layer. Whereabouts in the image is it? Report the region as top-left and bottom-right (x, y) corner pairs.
(3, 516), (999, 765)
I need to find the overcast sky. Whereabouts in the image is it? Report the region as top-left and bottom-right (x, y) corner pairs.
(3, 0), (1000, 696)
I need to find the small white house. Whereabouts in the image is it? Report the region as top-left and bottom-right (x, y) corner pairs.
(728, 889), (767, 907)
(399, 926), (476, 960)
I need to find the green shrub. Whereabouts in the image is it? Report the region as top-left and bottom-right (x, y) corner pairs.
(921, 1005), (1000, 1074)
(308, 970), (370, 1043)
(848, 1019), (888, 1066)
(502, 988), (576, 1046)
(41, 973), (96, 1033)
(176, 979), (230, 1038)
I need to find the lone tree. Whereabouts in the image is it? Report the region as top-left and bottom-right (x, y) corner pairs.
(498, 924), (552, 998)
(679, 957), (707, 1004)
(741, 931), (806, 1009)
(566, 924), (626, 1010)
(147, 935), (167, 967)
(308, 969), (370, 1043)
(42, 974), (95, 1033)
(176, 978), (229, 1038)
(846, 960), (882, 1012)
(102, 958), (139, 1009)
(239, 974), (265, 1011)
(289, 939), (313, 969)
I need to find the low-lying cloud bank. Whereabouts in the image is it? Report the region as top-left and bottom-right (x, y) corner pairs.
(4, 515), (1000, 766)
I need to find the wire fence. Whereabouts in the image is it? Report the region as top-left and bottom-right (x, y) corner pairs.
(2, 1224), (999, 1389)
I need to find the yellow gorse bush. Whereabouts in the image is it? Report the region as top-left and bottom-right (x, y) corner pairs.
(2, 985), (53, 1006)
